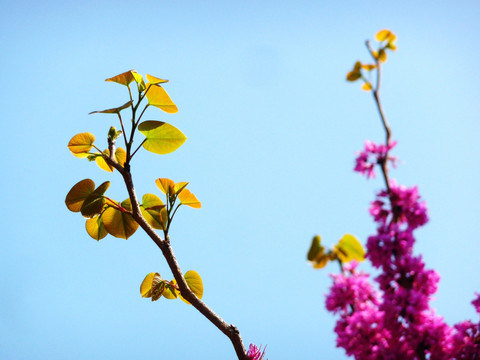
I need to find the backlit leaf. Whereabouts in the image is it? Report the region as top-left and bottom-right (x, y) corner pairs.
(146, 74), (169, 85)
(68, 132), (95, 157)
(140, 272), (160, 298)
(361, 64), (376, 71)
(85, 214), (108, 241)
(362, 82), (373, 91)
(105, 70), (137, 86)
(145, 84), (178, 113)
(89, 100), (133, 115)
(162, 281), (179, 299)
(155, 178), (175, 195)
(178, 188), (201, 208)
(375, 29), (396, 43)
(138, 121), (187, 155)
(102, 198), (139, 239)
(132, 72), (146, 92)
(179, 270), (204, 304)
(140, 193), (166, 230)
(65, 179), (95, 212)
(81, 181), (110, 218)
(95, 147), (127, 172)
(174, 182), (189, 194)
(334, 234), (365, 263)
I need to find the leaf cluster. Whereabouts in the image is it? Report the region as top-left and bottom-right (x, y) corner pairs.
(307, 234), (365, 270)
(346, 29), (397, 91)
(140, 270), (204, 304)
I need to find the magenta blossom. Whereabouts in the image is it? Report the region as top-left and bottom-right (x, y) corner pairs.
(354, 140), (397, 179)
(247, 344), (266, 360)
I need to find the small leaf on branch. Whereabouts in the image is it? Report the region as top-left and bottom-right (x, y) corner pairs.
(80, 181), (111, 218)
(145, 84), (178, 113)
(65, 179), (96, 212)
(178, 270), (204, 304)
(178, 188), (201, 209)
(140, 272), (161, 298)
(146, 74), (169, 85)
(155, 178), (176, 195)
(102, 198), (139, 239)
(85, 214), (108, 241)
(105, 70), (138, 86)
(138, 121), (187, 155)
(140, 193), (167, 230)
(375, 29), (396, 43)
(362, 82), (373, 91)
(88, 100), (133, 115)
(68, 132), (96, 157)
(95, 147), (127, 172)
(333, 234), (365, 263)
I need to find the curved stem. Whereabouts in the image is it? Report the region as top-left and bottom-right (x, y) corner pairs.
(103, 155), (249, 360)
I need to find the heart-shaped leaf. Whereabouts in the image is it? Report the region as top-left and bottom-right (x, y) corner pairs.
(65, 179), (96, 212)
(145, 84), (178, 113)
(102, 198), (139, 239)
(81, 181), (111, 218)
(68, 133), (95, 157)
(138, 121), (186, 155)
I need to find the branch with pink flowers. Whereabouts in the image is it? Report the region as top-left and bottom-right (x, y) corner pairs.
(308, 30), (480, 359)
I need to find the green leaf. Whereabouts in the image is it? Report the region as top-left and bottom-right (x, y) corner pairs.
(102, 198), (139, 239)
(65, 179), (95, 212)
(132, 72), (146, 93)
(85, 214), (108, 241)
(140, 193), (167, 230)
(68, 132), (95, 157)
(81, 181), (111, 218)
(179, 270), (204, 304)
(334, 234), (365, 263)
(138, 121), (187, 155)
(145, 84), (178, 113)
(89, 100), (133, 115)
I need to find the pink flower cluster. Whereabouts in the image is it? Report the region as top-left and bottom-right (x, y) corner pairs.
(247, 344), (266, 360)
(354, 140), (397, 179)
(325, 140), (480, 359)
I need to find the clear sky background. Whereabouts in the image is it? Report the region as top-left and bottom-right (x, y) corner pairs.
(1, 1), (479, 359)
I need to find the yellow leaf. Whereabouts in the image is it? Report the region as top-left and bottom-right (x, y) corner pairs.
(362, 82), (373, 91)
(138, 121), (187, 155)
(375, 29), (396, 43)
(373, 49), (387, 63)
(95, 147), (127, 172)
(178, 270), (204, 304)
(145, 84), (178, 113)
(68, 132), (95, 157)
(102, 198), (139, 239)
(105, 70), (137, 86)
(162, 280), (179, 299)
(155, 178), (176, 196)
(361, 64), (376, 71)
(140, 272), (160, 298)
(174, 182), (189, 194)
(334, 234), (365, 263)
(178, 188), (201, 208)
(132, 72), (146, 93)
(146, 74), (169, 85)
(140, 193), (167, 230)
(346, 71), (361, 82)
(89, 100), (133, 115)
(65, 179), (95, 212)
(86, 215), (108, 241)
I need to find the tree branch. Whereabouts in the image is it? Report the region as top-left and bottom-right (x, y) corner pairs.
(103, 154), (249, 360)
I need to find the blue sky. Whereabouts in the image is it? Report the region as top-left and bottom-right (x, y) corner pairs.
(1, 1), (479, 359)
